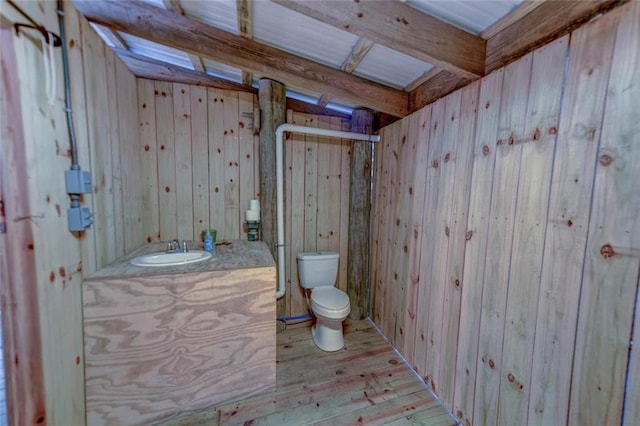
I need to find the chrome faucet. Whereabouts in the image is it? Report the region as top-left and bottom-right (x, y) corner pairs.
(166, 239), (188, 253)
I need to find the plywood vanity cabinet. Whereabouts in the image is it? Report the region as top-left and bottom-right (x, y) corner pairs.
(82, 241), (276, 425)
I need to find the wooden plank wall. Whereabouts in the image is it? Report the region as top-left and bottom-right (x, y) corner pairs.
(136, 81), (259, 243)
(0, 2), (142, 424)
(285, 112), (352, 317)
(370, 3), (640, 426)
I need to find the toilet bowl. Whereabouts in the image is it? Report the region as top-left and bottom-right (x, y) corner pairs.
(297, 252), (351, 351)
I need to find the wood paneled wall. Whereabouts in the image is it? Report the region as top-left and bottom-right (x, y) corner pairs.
(136, 92), (352, 317)
(371, 3), (640, 426)
(285, 112), (352, 316)
(136, 80), (259, 243)
(1, 2), (141, 423)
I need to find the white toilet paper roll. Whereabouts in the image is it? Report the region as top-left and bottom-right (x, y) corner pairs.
(246, 209), (260, 222)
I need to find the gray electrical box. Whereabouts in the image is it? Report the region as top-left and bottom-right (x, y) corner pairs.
(68, 206), (93, 231)
(65, 169), (92, 194)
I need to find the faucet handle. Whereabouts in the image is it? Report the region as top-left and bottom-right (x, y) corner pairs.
(182, 241), (188, 252)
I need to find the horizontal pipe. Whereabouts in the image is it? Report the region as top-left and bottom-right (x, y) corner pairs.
(274, 124), (380, 299)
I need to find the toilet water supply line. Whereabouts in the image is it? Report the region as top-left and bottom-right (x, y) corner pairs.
(274, 124), (381, 299)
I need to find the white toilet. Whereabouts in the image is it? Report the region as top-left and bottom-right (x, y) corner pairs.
(297, 251), (351, 351)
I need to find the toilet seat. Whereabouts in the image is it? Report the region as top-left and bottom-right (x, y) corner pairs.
(311, 287), (350, 319)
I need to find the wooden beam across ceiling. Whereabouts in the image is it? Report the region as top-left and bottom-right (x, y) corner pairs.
(114, 48), (257, 92)
(274, 0), (486, 80)
(341, 37), (375, 74)
(114, 49), (351, 119)
(485, 0), (626, 73)
(74, 0), (408, 117)
(408, 70), (471, 114)
(237, 0), (254, 86)
(161, 0), (207, 74)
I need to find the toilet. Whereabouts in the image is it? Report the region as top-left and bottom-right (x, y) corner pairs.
(297, 251), (351, 351)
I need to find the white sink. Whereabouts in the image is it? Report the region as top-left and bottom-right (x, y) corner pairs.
(130, 250), (212, 267)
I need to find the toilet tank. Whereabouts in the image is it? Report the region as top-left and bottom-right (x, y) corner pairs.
(297, 252), (339, 289)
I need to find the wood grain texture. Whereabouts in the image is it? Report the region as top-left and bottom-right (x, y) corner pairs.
(438, 81), (479, 407)
(138, 79), (160, 244)
(274, 0), (485, 79)
(167, 320), (457, 426)
(285, 112), (307, 317)
(238, 91), (256, 240)
(473, 53), (533, 426)
(116, 56), (144, 253)
(413, 98), (445, 377)
(155, 81), (178, 240)
(83, 266), (276, 425)
(281, 112), (353, 317)
(208, 88), (226, 237)
(409, 70), (471, 114)
(401, 107), (431, 365)
(370, 4), (640, 426)
(569, 3), (640, 425)
(528, 14), (617, 425)
(74, 14), (98, 271)
(105, 49), (126, 260)
(498, 36), (567, 426)
(223, 91), (240, 240)
(0, 27), (47, 425)
(190, 86), (209, 241)
(348, 109), (374, 320)
(138, 83), (260, 242)
(258, 79), (285, 261)
(341, 37), (375, 74)
(74, 0), (408, 116)
(485, 0), (624, 73)
(338, 116), (351, 295)
(452, 69), (504, 426)
(0, 2), (144, 422)
(118, 48), (258, 93)
(173, 83), (194, 241)
(425, 90), (462, 395)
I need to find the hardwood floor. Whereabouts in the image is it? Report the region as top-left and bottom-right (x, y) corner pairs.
(169, 319), (458, 425)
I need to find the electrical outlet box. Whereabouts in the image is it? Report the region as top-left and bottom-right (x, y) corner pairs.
(65, 169), (92, 194)
(68, 206), (93, 231)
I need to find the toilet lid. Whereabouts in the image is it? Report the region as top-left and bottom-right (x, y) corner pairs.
(312, 287), (350, 310)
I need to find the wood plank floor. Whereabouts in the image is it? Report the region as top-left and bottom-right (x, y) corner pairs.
(169, 319), (458, 425)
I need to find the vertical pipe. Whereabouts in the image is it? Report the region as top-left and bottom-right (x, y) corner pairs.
(274, 124), (380, 299)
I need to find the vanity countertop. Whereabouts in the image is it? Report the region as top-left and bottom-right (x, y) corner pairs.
(85, 239), (275, 280)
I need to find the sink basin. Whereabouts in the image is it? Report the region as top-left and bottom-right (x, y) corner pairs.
(130, 250), (212, 267)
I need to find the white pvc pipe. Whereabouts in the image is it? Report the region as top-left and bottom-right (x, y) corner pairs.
(274, 123), (381, 299)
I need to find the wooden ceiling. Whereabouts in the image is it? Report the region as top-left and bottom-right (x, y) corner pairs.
(73, 0), (623, 119)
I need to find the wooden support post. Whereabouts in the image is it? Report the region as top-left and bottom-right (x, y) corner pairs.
(348, 108), (374, 320)
(258, 79), (286, 322)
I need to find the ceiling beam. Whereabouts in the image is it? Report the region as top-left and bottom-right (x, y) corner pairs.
(114, 48), (257, 93)
(101, 27), (129, 50)
(485, 0), (626, 73)
(286, 98), (351, 119)
(408, 70), (470, 113)
(162, 0), (208, 74)
(317, 94), (331, 108)
(237, 0), (254, 86)
(341, 37), (375, 74)
(73, 0), (408, 117)
(118, 49), (350, 119)
(274, 0), (485, 80)
(403, 66), (441, 92)
(481, 0), (550, 39)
